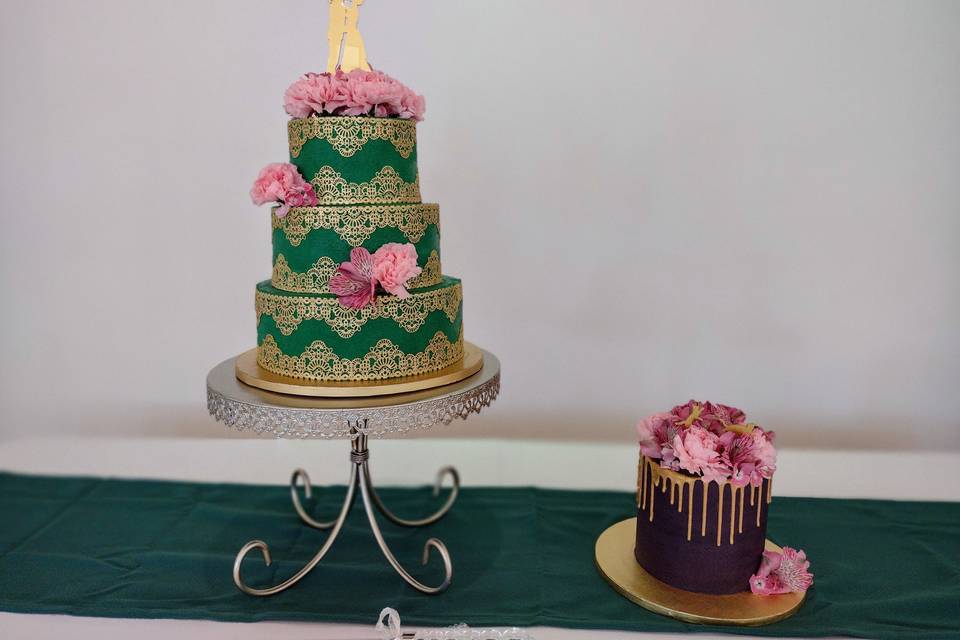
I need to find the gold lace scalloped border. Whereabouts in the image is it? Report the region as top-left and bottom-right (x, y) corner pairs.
(273, 203), (440, 248)
(272, 250), (442, 294)
(288, 116), (417, 159)
(311, 166), (421, 206)
(257, 328), (463, 382)
(256, 281), (462, 339)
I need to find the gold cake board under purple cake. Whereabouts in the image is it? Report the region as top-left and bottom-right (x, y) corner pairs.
(235, 342), (484, 398)
(595, 518), (805, 626)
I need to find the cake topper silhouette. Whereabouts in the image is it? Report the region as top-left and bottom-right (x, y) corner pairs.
(327, 0), (371, 73)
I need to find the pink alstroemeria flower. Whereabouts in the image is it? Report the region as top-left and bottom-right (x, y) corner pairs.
(636, 412), (674, 460)
(329, 247), (377, 309)
(750, 547), (813, 595)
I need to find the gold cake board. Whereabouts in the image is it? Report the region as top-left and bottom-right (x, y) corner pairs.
(595, 518), (805, 626)
(235, 342), (484, 398)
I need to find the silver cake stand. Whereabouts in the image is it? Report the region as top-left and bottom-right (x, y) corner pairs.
(205, 350), (500, 596)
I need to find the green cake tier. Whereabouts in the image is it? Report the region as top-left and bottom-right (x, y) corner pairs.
(288, 116), (420, 205)
(271, 204), (442, 294)
(255, 277), (464, 381)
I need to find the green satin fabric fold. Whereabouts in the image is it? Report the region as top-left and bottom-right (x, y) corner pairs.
(0, 472), (957, 639)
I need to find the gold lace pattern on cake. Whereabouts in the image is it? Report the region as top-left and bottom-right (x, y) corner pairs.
(271, 255), (337, 294)
(257, 329), (463, 381)
(414, 250), (442, 289)
(638, 455), (772, 546)
(274, 203), (439, 247)
(256, 281), (462, 338)
(288, 117), (416, 159)
(272, 250), (442, 294)
(311, 166), (421, 206)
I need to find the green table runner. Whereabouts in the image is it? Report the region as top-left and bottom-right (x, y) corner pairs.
(0, 472), (957, 638)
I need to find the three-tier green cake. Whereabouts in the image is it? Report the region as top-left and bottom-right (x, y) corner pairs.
(254, 114), (465, 382)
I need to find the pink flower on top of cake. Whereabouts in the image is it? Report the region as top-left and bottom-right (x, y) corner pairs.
(343, 71), (404, 117)
(750, 547), (813, 595)
(372, 243), (422, 299)
(329, 247), (377, 309)
(283, 73), (333, 118)
(637, 400), (777, 485)
(669, 400), (746, 435)
(701, 401), (748, 434)
(672, 426), (728, 483)
(396, 90), (427, 121)
(719, 431), (758, 487)
(283, 69), (426, 121)
(750, 428), (777, 477)
(249, 163), (318, 218)
(636, 412), (676, 461)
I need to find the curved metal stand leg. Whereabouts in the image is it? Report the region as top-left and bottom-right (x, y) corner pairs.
(233, 466), (357, 596)
(289, 468), (341, 530)
(363, 464), (459, 527)
(358, 461), (453, 594)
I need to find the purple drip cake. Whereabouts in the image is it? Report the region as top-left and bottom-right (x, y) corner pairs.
(632, 400), (811, 597)
(634, 455), (772, 594)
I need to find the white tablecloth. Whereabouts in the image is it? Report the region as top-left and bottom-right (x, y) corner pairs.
(1, 436), (957, 640)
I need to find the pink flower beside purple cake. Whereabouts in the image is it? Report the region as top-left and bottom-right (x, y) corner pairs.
(750, 546), (814, 595)
(284, 69), (426, 121)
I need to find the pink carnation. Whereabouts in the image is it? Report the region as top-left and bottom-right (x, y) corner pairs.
(284, 73), (328, 119)
(250, 163), (317, 217)
(673, 426), (727, 483)
(372, 243), (421, 298)
(750, 547), (813, 595)
(396, 89), (426, 121)
(282, 69), (426, 121)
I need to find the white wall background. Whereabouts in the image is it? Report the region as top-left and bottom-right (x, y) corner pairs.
(1, 0), (958, 449)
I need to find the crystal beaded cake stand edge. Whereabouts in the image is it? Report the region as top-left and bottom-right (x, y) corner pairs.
(205, 349), (500, 595)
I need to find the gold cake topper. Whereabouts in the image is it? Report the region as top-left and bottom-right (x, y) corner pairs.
(327, 0), (371, 73)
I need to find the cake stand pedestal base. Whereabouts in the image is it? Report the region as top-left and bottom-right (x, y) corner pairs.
(208, 349), (500, 595)
(595, 518), (805, 626)
(234, 423), (457, 596)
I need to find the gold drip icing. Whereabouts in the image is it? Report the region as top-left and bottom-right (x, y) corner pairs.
(274, 203), (440, 248)
(637, 455), (772, 546)
(256, 281), (462, 339)
(310, 165), (421, 206)
(716, 483), (724, 546)
(272, 250), (442, 294)
(257, 328), (463, 382)
(755, 484), (762, 526)
(701, 480), (710, 537)
(738, 486), (745, 534)
(288, 116), (416, 159)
